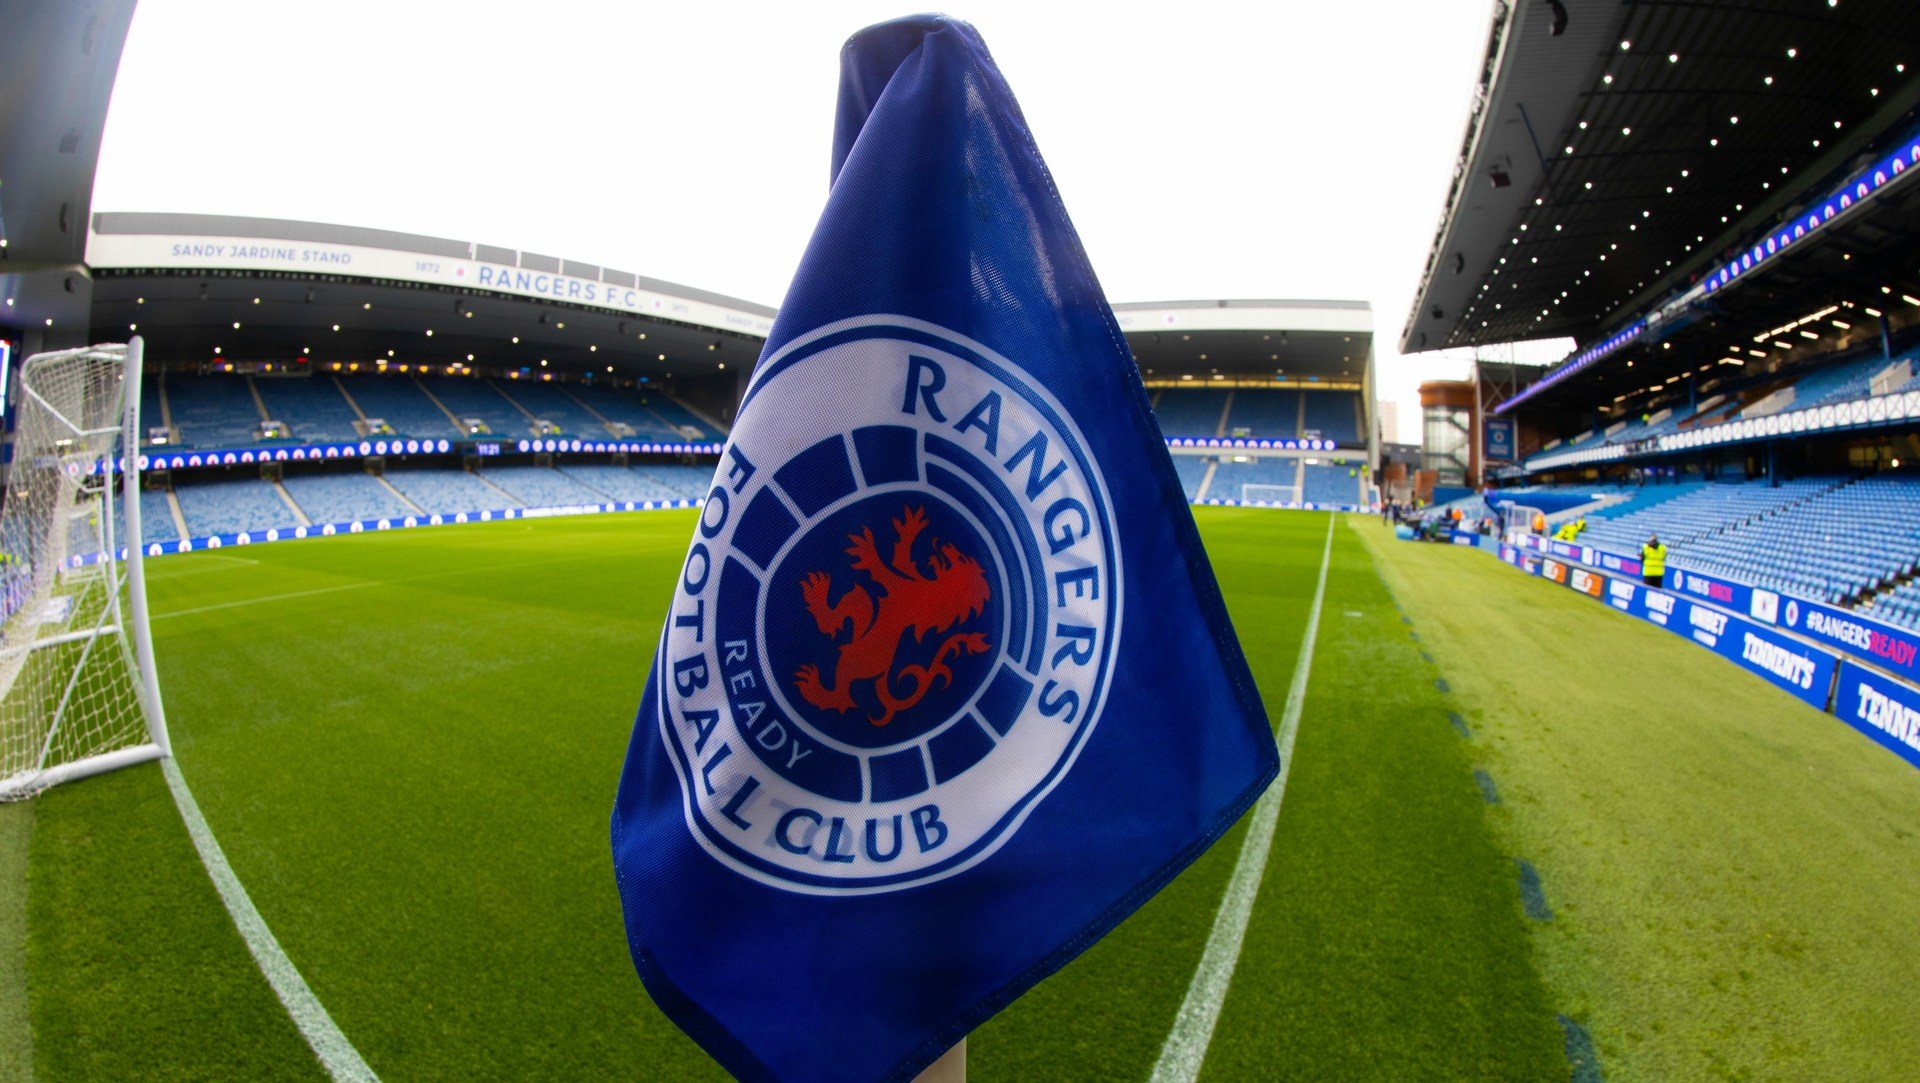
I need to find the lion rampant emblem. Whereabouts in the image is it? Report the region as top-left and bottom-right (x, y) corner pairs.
(792, 505), (992, 726)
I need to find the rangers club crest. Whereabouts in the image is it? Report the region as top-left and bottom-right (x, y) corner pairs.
(654, 316), (1122, 894)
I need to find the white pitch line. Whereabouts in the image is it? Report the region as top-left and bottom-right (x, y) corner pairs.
(153, 580), (379, 621)
(1149, 511), (1337, 1083)
(160, 757), (379, 1081)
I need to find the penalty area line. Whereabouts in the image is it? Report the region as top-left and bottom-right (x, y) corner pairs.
(1148, 511), (1336, 1083)
(160, 758), (378, 1081)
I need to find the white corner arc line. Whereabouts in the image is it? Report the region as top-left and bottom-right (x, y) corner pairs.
(1149, 511), (1336, 1083)
(160, 757), (379, 1081)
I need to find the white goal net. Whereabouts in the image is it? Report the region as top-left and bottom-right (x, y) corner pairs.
(1239, 483), (1297, 506)
(0, 340), (169, 800)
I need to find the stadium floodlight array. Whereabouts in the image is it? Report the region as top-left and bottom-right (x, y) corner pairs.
(0, 340), (170, 800)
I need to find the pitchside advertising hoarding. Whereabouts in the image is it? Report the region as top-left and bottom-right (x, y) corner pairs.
(1832, 663), (1920, 771)
(1521, 534), (1920, 686)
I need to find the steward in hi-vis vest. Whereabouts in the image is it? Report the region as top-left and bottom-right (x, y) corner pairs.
(1642, 535), (1668, 588)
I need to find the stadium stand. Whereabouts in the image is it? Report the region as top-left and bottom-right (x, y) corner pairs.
(556, 464), (705, 503)
(493, 379), (606, 437)
(1170, 457), (1210, 500)
(1673, 476), (1920, 605)
(162, 372), (267, 447)
(636, 464), (715, 498)
(1222, 389), (1299, 437)
(1209, 458), (1299, 502)
(1151, 387), (1365, 444)
(1870, 577), (1920, 631)
(480, 465), (612, 507)
(562, 383), (697, 441)
(417, 376), (525, 436)
(1152, 389), (1229, 438)
(281, 472), (412, 524)
(140, 377), (170, 443)
(1300, 391), (1362, 445)
(174, 477), (297, 536)
(645, 395), (724, 441)
(252, 376), (362, 443)
(385, 469), (518, 515)
(336, 375), (457, 439)
(1302, 462), (1363, 506)
(138, 489), (180, 542)
(1579, 478), (1830, 553)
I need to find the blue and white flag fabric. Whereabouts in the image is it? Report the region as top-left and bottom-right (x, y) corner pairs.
(611, 15), (1276, 1081)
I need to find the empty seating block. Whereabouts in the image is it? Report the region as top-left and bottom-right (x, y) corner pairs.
(1152, 389), (1229, 438)
(253, 376), (363, 443)
(494, 380), (606, 437)
(418, 376), (525, 436)
(1301, 462), (1362, 505)
(282, 473), (411, 524)
(139, 489), (180, 542)
(339, 376), (457, 439)
(174, 478), (298, 536)
(1300, 391), (1361, 445)
(1221, 389), (1299, 438)
(164, 374), (265, 447)
(1170, 456), (1210, 500)
(1674, 477), (1920, 605)
(645, 396), (723, 441)
(385, 470), (518, 514)
(636, 465), (715, 500)
(555, 465), (705, 502)
(1580, 479), (1826, 555)
(480, 466), (611, 508)
(563, 385), (685, 440)
(1210, 458), (1301, 502)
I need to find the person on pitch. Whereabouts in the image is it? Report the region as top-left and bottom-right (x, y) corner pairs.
(1641, 533), (1668, 588)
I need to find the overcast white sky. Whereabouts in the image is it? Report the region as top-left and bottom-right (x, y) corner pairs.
(93, 0), (1511, 443)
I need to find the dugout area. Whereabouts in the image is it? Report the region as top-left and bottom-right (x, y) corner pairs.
(3, 508), (1915, 1081)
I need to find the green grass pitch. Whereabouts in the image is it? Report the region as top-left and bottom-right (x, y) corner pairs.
(2, 508), (1917, 1080)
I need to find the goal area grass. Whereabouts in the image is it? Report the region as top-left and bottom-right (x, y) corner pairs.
(2, 508), (1916, 1080)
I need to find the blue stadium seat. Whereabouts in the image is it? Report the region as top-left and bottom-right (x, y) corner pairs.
(479, 466), (614, 508)
(253, 375), (363, 443)
(1222, 389), (1300, 439)
(338, 376), (459, 439)
(1300, 391), (1361, 445)
(418, 376), (526, 436)
(164, 372), (266, 448)
(1151, 389), (1230, 438)
(281, 473), (411, 524)
(494, 379), (609, 437)
(385, 470), (518, 514)
(173, 478), (299, 535)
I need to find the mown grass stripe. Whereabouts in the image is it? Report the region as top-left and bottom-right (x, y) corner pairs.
(161, 758), (378, 1081)
(0, 804), (32, 1083)
(1147, 513), (1336, 1083)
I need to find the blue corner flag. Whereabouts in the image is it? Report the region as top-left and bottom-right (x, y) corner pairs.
(611, 15), (1276, 1081)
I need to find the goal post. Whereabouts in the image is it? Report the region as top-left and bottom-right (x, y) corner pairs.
(0, 337), (170, 799)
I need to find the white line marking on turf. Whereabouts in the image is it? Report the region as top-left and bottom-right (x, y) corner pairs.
(1149, 512), (1336, 1083)
(161, 757), (379, 1081)
(153, 581), (379, 620)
